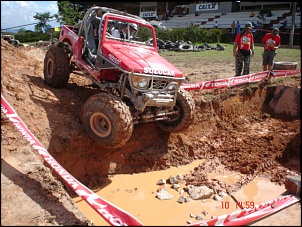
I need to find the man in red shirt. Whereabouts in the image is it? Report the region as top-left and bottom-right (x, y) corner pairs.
(262, 28), (281, 73)
(233, 22), (255, 77)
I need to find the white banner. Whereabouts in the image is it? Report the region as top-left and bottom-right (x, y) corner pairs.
(140, 11), (157, 18)
(196, 2), (219, 11)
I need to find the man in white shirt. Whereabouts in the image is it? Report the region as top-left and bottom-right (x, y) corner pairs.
(112, 23), (137, 39)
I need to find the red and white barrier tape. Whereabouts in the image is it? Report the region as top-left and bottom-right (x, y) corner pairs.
(1, 95), (144, 226)
(186, 194), (300, 226)
(181, 69), (301, 91)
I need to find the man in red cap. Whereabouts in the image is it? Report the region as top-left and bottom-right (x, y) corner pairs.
(262, 28), (281, 75)
(233, 22), (255, 77)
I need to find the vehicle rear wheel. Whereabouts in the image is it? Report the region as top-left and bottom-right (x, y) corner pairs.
(44, 46), (70, 88)
(82, 93), (133, 149)
(157, 88), (195, 132)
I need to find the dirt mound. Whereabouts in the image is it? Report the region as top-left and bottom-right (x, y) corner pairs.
(1, 40), (300, 226)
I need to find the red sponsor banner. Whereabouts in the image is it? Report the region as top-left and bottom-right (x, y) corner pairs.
(284, 69), (301, 76)
(249, 71), (269, 82)
(187, 194), (300, 226)
(273, 70), (287, 78)
(181, 69), (301, 91)
(228, 74), (250, 87)
(181, 82), (204, 91)
(1, 95), (144, 226)
(203, 78), (229, 90)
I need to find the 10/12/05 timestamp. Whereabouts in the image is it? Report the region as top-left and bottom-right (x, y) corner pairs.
(221, 201), (255, 209)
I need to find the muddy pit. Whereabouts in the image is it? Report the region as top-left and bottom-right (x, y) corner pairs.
(55, 83), (300, 195)
(1, 41), (300, 226)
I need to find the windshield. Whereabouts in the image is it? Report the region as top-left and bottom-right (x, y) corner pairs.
(104, 16), (156, 47)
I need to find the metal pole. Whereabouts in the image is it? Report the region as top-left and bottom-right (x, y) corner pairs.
(289, 2), (296, 47)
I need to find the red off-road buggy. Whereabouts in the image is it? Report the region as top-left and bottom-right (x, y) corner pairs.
(44, 6), (195, 149)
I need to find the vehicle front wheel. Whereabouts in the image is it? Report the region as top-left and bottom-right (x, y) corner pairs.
(156, 88), (195, 132)
(44, 46), (70, 88)
(82, 93), (134, 149)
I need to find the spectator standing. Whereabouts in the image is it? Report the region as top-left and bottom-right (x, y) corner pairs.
(233, 22), (255, 77)
(231, 21), (236, 34)
(236, 21), (241, 33)
(214, 21), (219, 28)
(252, 21), (258, 29)
(258, 21), (263, 29)
(179, 6), (184, 17)
(165, 9), (170, 20)
(262, 28), (281, 79)
(280, 18), (288, 31)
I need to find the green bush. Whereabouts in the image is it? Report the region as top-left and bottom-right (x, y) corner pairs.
(15, 32), (50, 43)
(13, 30), (59, 43)
(15, 26), (230, 45)
(155, 27), (229, 44)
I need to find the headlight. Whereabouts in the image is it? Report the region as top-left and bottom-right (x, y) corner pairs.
(168, 84), (175, 90)
(138, 78), (148, 88)
(133, 76), (148, 88)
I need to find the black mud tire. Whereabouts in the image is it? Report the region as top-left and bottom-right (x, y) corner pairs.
(44, 46), (70, 88)
(178, 43), (193, 51)
(273, 61), (298, 70)
(13, 40), (20, 46)
(157, 88), (195, 132)
(82, 93), (134, 149)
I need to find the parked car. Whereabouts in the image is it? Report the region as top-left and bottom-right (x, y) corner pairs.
(1, 34), (21, 47)
(150, 20), (169, 30)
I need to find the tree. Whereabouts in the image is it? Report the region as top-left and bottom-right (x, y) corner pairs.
(56, 1), (88, 26)
(17, 28), (26, 34)
(33, 12), (55, 33)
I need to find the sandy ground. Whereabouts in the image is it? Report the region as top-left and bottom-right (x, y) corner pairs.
(1, 40), (301, 226)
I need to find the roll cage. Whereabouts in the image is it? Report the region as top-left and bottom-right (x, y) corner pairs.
(75, 6), (157, 68)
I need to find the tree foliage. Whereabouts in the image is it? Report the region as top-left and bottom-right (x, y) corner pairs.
(17, 28), (27, 34)
(56, 1), (90, 26)
(33, 12), (55, 33)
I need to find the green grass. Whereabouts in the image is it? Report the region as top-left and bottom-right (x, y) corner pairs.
(159, 43), (301, 73)
(23, 41), (37, 45)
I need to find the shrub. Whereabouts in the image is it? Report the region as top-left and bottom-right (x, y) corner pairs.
(15, 32), (50, 43)
(156, 27), (228, 44)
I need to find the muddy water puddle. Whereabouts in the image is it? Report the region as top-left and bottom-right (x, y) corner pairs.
(73, 160), (288, 226)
